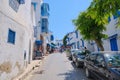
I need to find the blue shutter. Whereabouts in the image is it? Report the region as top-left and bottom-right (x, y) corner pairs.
(110, 38), (118, 51)
(41, 18), (48, 33)
(50, 35), (54, 41)
(8, 29), (16, 44)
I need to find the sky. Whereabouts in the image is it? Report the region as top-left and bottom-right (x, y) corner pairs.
(44, 0), (92, 40)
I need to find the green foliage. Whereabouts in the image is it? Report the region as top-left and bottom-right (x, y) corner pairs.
(73, 0), (120, 51)
(73, 12), (107, 40)
(63, 34), (68, 47)
(88, 0), (120, 26)
(73, 11), (106, 51)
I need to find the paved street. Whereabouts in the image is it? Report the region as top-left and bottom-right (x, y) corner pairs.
(26, 52), (92, 80)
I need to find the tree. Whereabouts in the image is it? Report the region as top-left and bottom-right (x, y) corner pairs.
(73, 0), (120, 51)
(73, 12), (107, 51)
(88, 0), (120, 26)
(63, 34), (68, 47)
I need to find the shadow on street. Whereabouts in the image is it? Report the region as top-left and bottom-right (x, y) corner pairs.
(57, 61), (93, 80)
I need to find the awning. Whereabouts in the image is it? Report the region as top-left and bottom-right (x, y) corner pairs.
(35, 40), (42, 45)
(47, 43), (56, 48)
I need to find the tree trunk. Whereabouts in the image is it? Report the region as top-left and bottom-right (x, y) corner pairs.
(94, 39), (104, 51)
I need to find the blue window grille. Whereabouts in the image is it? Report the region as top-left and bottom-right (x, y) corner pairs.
(8, 29), (16, 44)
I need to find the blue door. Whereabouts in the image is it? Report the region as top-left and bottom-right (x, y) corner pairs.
(110, 38), (118, 51)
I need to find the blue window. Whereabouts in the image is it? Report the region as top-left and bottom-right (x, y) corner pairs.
(75, 31), (78, 38)
(41, 3), (49, 16)
(50, 35), (54, 41)
(8, 29), (16, 44)
(77, 41), (80, 49)
(41, 18), (48, 33)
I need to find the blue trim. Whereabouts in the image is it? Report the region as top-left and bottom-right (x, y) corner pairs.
(41, 3), (49, 16)
(8, 29), (16, 44)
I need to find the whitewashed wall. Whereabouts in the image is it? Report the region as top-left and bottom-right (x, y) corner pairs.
(0, 0), (34, 79)
(93, 16), (120, 51)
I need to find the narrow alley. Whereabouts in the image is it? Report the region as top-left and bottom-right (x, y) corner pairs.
(26, 53), (92, 80)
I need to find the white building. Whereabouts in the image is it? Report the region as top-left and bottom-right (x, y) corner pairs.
(41, 2), (50, 55)
(31, 0), (43, 40)
(56, 40), (63, 48)
(66, 30), (94, 52)
(47, 31), (54, 43)
(93, 15), (120, 51)
(0, 0), (34, 79)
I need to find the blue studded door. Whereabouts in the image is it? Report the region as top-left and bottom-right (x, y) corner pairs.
(110, 38), (118, 51)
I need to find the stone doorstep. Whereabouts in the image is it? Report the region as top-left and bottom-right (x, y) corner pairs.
(13, 60), (42, 80)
